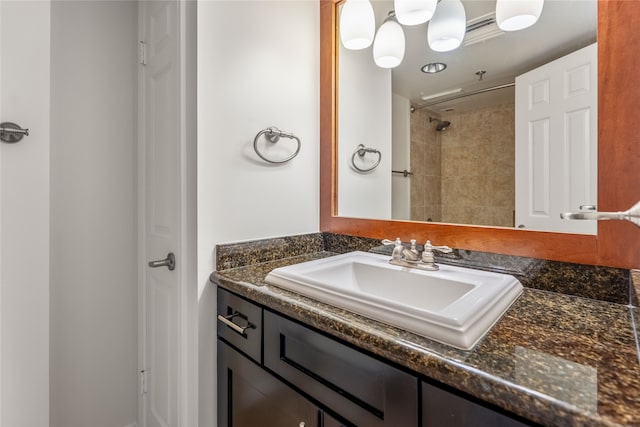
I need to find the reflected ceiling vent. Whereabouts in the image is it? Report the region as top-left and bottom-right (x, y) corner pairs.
(463, 12), (504, 46)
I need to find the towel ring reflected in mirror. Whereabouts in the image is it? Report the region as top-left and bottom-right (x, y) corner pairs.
(351, 144), (382, 173)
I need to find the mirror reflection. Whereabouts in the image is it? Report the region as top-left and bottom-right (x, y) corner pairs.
(337, 0), (597, 234)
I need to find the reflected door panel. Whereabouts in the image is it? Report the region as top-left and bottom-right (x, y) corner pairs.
(515, 43), (597, 234)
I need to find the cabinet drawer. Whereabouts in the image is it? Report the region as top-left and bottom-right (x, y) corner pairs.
(264, 310), (418, 427)
(217, 288), (262, 363)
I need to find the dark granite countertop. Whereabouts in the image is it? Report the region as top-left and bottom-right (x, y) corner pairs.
(211, 244), (640, 427)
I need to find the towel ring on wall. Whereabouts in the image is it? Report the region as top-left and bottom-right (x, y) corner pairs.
(0, 122), (30, 143)
(253, 127), (301, 164)
(351, 144), (382, 172)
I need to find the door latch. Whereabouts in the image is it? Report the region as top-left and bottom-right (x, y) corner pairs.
(148, 252), (175, 271)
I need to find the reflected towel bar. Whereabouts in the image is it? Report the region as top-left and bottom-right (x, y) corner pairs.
(392, 169), (413, 178)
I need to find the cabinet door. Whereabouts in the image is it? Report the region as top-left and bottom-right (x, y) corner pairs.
(219, 340), (321, 427)
(422, 381), (531, 427)
(264, 310), (418, 427)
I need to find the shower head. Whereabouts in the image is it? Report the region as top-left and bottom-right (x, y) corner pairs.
(429, 117), (451, 132)
(436, 121), (450, 131)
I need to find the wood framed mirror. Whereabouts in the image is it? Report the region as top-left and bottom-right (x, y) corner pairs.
(320, 0), (640, 269)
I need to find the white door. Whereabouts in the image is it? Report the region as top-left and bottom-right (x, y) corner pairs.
(515, 43), (597, 234)
(1, 1), (51, 426)
(139, 1), (196, 426)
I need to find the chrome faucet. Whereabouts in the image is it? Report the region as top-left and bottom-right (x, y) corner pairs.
(382, 238), (452, 271)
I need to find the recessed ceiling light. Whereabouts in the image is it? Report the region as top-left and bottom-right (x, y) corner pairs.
(421, 62), (447, 74)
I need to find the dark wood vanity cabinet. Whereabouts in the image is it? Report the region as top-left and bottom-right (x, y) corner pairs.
(217, 287), (531, 427)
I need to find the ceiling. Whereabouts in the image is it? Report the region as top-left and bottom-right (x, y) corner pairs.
(369, 0), (597, 113)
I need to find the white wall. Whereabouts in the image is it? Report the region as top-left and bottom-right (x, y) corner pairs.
(50, 2), (138, 427)
(337, 41), (392, 219)
(1, 2), (51, 425)
(197, 1), (320, 425)
(392, 94), (411, 220)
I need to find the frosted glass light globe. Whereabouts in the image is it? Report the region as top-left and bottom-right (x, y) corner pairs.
(427, 0), (466, 52)
(496, 0), (544, 31)
(394, 0), (438, 26)
(373, 17), (405, 68)
(340, 0), (376, 50)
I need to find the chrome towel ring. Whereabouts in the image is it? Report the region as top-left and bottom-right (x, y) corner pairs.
(253, 127), (301, 164)
(351, 144), (381, 172)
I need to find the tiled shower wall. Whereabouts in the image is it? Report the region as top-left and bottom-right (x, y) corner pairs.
(410, 103), (515, 227)
(410, 108), (442, 222)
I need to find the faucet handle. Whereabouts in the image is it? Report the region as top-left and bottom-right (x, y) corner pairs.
(422, 240), (452, 265)
(383, 238), (404, 260)
(425, 240), (452, 254)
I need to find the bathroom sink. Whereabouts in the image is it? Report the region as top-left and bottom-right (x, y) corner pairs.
(265, 251), (523, 350)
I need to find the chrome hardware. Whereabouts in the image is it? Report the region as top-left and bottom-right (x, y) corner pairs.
(579, 205), (597, 211)
(148, 252), (176, 271)
(217, 313), (255, 336)
(420, 240), (453, 271)
(0, 122), (30, 143)
(253, 126), (301, 164)
(392, 169), (413, 178)
(405, 239), (420, 261)
(382, 238), (405, 261)
(382, 238), (452, 271)
(351, 144), (382, 172)
(561, 200), (640, 228)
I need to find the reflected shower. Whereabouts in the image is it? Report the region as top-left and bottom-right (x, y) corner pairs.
(429, 117), (451, 132)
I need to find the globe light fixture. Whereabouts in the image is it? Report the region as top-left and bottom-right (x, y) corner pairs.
(339, 0), (376, 50)
(427, 0), (466, 52)
(373, 13), (406, 68)
(496, 0), (544, 32)
(394, 0), (438, 26)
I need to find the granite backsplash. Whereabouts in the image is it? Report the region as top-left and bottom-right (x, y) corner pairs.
(215, 232), (636, 306)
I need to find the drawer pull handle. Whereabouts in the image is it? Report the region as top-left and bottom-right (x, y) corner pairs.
(217, 313), (255, 336)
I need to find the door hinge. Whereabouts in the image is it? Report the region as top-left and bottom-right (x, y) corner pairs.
(140, 369), (148, 394)
(139, 41), (147, 66)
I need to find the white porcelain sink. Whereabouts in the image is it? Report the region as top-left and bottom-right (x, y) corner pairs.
(265, 251), (523, 350)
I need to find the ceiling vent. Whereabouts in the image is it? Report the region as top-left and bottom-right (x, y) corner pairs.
(464, 12), (504, 47)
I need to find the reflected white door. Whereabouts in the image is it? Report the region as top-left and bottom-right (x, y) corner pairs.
(139, 1), (195, 426)
(515, 43), (597, 234)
